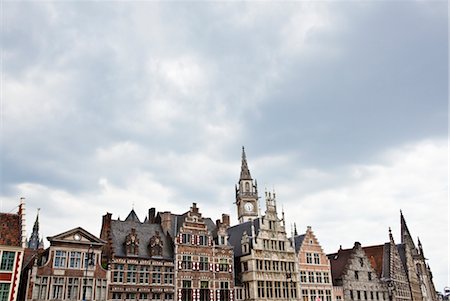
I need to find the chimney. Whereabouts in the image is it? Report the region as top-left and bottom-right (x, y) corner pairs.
(19, 197), (26, 248)
(160, 212), (172, 235)
(222, 214), (230, 227)
(148, 208), (156, 224)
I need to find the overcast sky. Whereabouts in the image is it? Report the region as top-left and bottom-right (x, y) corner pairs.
(1, 0), (448, 292)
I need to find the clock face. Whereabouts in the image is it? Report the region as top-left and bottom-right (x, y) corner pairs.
(244, 202), (254, 212)
(74, 234), (81, 241)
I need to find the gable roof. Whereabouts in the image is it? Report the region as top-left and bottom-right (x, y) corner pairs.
(47, 227), (106, 246)
(125, 209), (141, 223)
(328, 248), (353, 285)
(293, 234), (306, 253)
(110, 219), (173, 259)
(363, 244), (389, 279)
(227, 218), (260, 257)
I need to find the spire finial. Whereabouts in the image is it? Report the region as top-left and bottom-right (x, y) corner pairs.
(294, 223), (298, 236)
(388, 227), (394, 243)
(240, 146), (252, 180)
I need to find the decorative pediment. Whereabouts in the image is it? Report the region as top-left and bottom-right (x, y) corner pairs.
(47, 227), (105, 246)
(124, 228), (139, 256)
(149, 230), (163, 257)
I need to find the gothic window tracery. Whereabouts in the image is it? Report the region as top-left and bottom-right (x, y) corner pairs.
(125, 228), (139, 256)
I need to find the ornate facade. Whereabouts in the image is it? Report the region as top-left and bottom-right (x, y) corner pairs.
(24, 227), (108, 300)
(101, 209), (175, 301)
(328, 242), (389, 301)
(228, 148), (300, 301)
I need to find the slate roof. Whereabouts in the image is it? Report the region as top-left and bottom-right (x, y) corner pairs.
(110, 219), (173, 259)
(293, 234), (306, 253)
(327, 248), (353, 285)
(227, 218), (260, 257)
(397, 243), (407, 272)
(161, 212), (217, 239)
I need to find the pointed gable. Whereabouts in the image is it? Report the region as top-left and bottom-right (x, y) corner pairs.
(125, 209), (141, 223)
(47, 227), (106, 246)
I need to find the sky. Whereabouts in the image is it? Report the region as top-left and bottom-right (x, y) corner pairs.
(1, 0), (448, 292)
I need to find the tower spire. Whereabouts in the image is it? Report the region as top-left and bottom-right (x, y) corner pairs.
(240, 146), (252, 180)
(28, 208), (41, 250)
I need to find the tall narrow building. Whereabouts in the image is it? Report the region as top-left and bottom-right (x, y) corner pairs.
(229, 148), (300, 301)
(399, 212), (437, 301)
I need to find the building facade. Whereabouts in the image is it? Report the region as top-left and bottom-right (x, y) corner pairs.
(228, 148), (300, 301)
(24, 227), (108, 300)
(0, 199), (26, 301)
(328, 242), (388, 301)
(157, 203), (234, 301)
(100, 209), (175, 301)
(294, 226), (334, 301)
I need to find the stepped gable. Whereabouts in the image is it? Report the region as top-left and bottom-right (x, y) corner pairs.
(293, 234), (306, 253)
(110, 210), (172, 259)
(227, 218), (260, 257)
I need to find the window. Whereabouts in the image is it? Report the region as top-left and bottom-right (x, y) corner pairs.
(357, 291), (361, 300)
(152, 293), (161, 300)
(300, 271), (307, 283)
(370, 292), (374, 300)
(323, 272), (330, 283)
(368, 272), (372, 281)
(219, 258), (229, 272)
(316, 272), (322, 283)
(140, 266), (149, 284)
(314, 253), (320, 264)
(69, 251), (82, 268)
(182, 256), (192, 270)
(350, 290), (354, 300)
(302, 289), (308, 301)
(182, 234), (191, 244)
(364, 291), (368, 300)
(220, 282), (230, 301)
(54, 250), (66, 268)
(310, 290), (317, 301)
(0, 283), (10, 301)
(182, 280), (192, 301)
(84, 252), (96, 269)
(113, 264), (124, 283)
(325, 290), (332, 301)
(200, 281), (209, 301)
(0, 251), (15, 271)
(266, 281), (273, 298)
(306, 253), (313, 264)
(152, 266), (161, 284)
(275, 282), (281, 298)
(52, 277), (64, 299)
(83, 278), (93, 300)
(199, 235), (208, 246)
(318, 290), (324, 301)
(127, 265), (137, 283)
(165, 293), (174, 300)
(33, 276), (49, 300)
(67, 277), (79, 300)
(164, 267), (173, 284)
(308, 271), (315, 283)
(258, 281), (264, 298)
(242, 262), (248, 272)
(112, 293), (122, 300)
(355, 271), (359, 280)
(199, 256), (209, 271)
(359, 258), (364, 267)
(95, 279), (107, 301)
(140, 293), (148, 300)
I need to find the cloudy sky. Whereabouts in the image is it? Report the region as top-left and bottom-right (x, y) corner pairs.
(1, 0), (448, 291)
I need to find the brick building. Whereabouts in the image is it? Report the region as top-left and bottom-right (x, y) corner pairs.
(0, 198), (26, 301)
(24, 227), (107, 300)
(100, 209), (175, 301)
(294, 226), (334, 301)
(156, 203), (234, 301)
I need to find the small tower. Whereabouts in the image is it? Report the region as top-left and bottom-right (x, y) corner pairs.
(28, 208), (41, 250)
(236, 147), (259, 223)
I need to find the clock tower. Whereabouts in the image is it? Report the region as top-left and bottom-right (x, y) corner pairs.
(236, 147), (259, 223)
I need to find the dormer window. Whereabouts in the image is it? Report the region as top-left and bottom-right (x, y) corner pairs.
(125, 228), (139, 256)
(149, 231), (163, 257)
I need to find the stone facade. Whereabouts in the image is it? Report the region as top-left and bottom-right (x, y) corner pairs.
(294, 226), (334, 301)
(328, 242), (389, 301)
(100, 209), (175, 301)
(24, 227), (108, 300)
(399, 213), (437, 301)
(228, 149), (300, 301)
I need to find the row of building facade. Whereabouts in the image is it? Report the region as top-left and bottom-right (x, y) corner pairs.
(0, 149), (440, 301)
